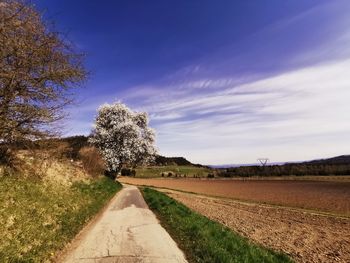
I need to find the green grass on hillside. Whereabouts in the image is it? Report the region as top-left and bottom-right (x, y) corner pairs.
(135, 165), (211, 178)
(0, 176), (121, 262)
(142, 187), (293, 263)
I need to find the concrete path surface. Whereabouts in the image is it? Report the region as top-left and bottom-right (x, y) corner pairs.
(61, 185), (188, 263)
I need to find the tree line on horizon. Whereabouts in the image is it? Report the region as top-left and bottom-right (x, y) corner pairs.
(216, 162), (350, 177)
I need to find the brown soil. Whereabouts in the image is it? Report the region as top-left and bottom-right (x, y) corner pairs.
(119, 177), (350, 215)
(163, 189), (350, 263)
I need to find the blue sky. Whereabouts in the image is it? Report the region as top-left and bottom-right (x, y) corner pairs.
(33, 0), (350, 164)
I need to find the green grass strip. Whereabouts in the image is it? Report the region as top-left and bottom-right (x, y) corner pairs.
(142, 187), (293, 263)
(0, 176), (122, 262)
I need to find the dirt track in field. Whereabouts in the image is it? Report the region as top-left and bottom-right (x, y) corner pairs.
(162, 189), (350, 263)
(118, 177), (350, 215)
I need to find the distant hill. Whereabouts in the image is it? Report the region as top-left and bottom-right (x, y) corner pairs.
(55, 136), (200, 167)
(303, 155), (350, 165)
(153, 155), (206, 167)
(38, 136), (203, 167)
(154, 155), (192, 166)
(215, 155), (350, 177)
(210, 162), (286, 168)
(211, 155), (350, 169)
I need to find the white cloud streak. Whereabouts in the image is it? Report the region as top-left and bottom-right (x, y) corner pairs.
(137, 59), (350, 164)
(63, 1), (350, 164)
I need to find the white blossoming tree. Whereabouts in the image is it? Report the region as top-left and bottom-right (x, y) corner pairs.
(89, 103), (157, 174)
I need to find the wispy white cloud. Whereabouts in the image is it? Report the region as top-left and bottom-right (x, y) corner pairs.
(137, 59), (350, 164)
(63, 1), (350, 164)
(66, 58), (350, 164)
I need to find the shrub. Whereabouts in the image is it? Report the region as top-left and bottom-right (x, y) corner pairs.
(121, 168), (136, 176)
(0, 147), (21, 170)
(207, 173), (215, 178)
(78, 147), (106, 177)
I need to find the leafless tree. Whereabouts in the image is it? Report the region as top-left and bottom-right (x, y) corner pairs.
(0, 0), (87, 162)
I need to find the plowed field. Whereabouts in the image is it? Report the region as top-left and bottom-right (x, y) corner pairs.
(118, 177), (350, 215)
(119, 177), (350, 262)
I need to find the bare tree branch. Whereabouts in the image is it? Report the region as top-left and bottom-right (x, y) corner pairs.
(0, 0), (87, 145)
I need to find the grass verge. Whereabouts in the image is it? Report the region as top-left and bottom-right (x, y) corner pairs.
(142, 187), (293, 263)
(0, 176), (121, 262)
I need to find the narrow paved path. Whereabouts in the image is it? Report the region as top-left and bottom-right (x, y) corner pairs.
(62, 185), (187, 263)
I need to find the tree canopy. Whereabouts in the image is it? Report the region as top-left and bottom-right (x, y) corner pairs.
(0, 0), (87, 145)
(90, 103), (157, 173)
